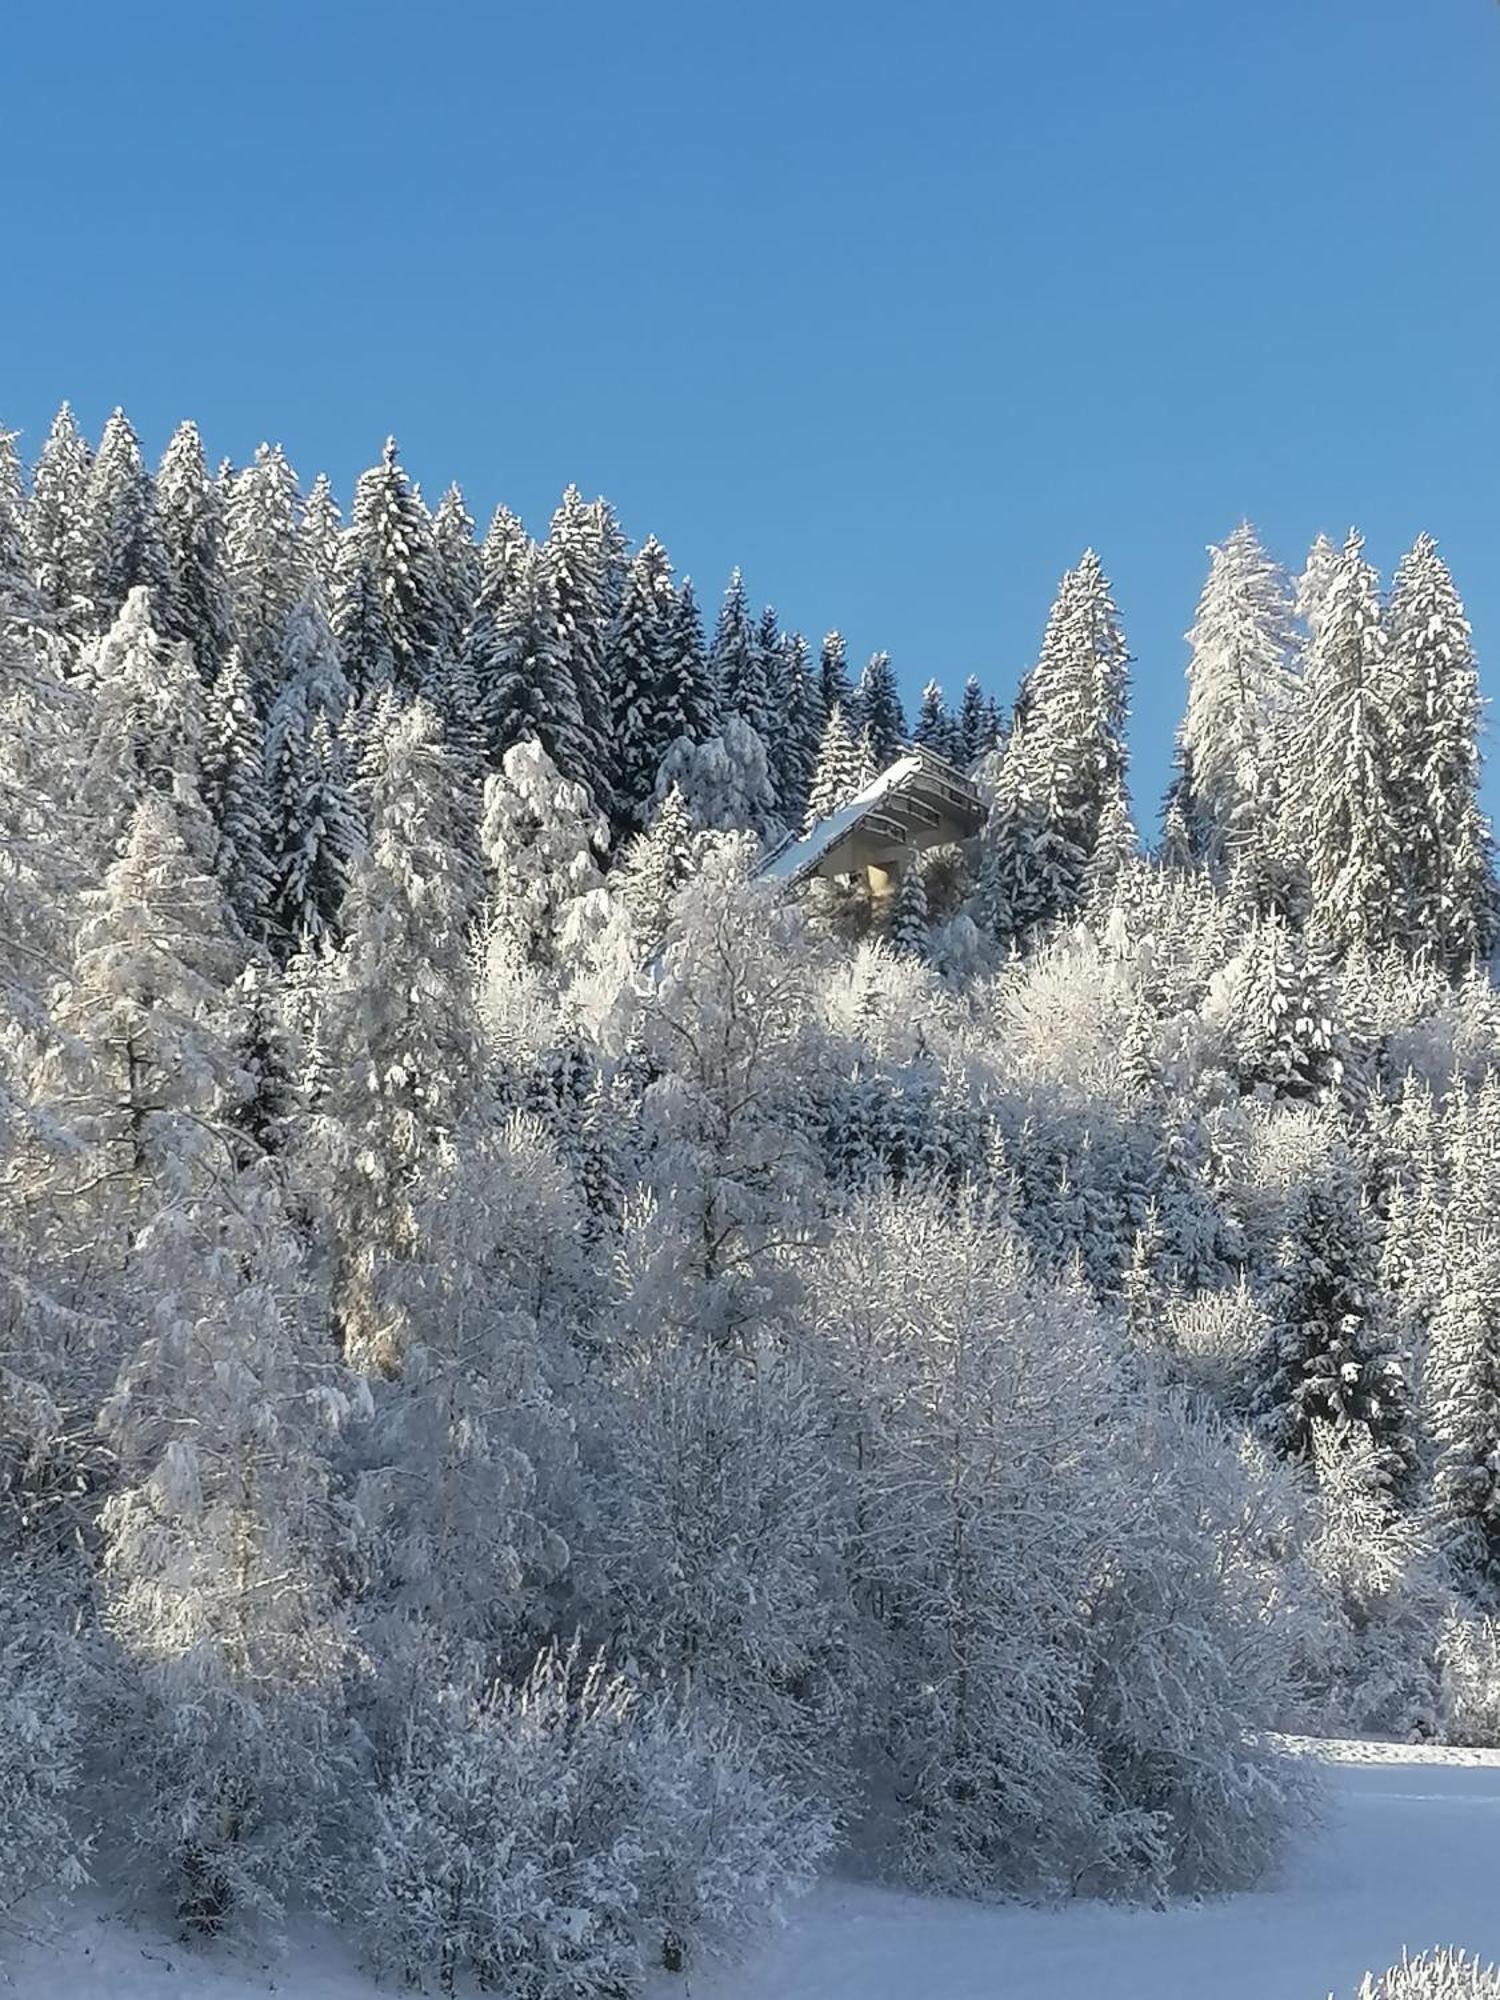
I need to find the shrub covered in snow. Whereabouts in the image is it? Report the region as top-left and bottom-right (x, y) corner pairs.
(1345, 1948), (1500, 1999)
(339, 1642), (832, 1996)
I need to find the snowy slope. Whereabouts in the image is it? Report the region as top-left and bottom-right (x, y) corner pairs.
(7, 1742), (1500, 2000)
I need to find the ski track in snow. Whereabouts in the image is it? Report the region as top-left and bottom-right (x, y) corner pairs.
(8, 1742), (1500, 2000)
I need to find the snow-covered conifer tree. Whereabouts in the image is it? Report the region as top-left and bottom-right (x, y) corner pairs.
(226, 445), (305, 708)
(1176, 523), (1295, 876)
(1384, 534), (1494, 972)
(771, 632), (823, 830)
(544, 485), (616, 815)
(913, 679), (961, 764)
(957, 673), (999, 767)
(26, 402), (94, 620)
(1288, 531), (1403, 955)
(606, 536), (679, 830)
(612, 782), (696, 956)
(712, 569), (771, 739)
(156, 420), (232, 676)
(856, 650), (907, 765)
(473, 544), (592, 789)
(201, 647), (276, 938)
(264, 589), (361, 951)
(818, 629), (854, 722)
(342, 438), (444, 696)
(299, 472), (343, 595)
(803, 702), (870, 832)
(83, 408), (169, 628)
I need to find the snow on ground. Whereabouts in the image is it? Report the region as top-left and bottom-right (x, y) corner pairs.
(7, 1742), (1500, 2000)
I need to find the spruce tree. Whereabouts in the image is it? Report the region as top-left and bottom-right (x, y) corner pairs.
(343, 438), (444, 696)
(83, 408), (169, 628)
(1295, 532), (1341, 651)
(0, 428), (30, 609)
(543, 486), (616, 815)
(226, 445), (305, 709)
(26, 402), (95, 621)
(430, 483), (481, 655)
(977, 552), (1131, 941)
(913, 680), (961, 764)
(474, 544), (592, 789)
(201, 647), (276, 940)
(264, 591), (361, 953)
(613, 782), (696, 955)
(818, 630), (854, 722)
(300, 472), (343, 595)
(712, 569), (771, 739)
(1290, 532), (1403, 955)
(1176, 523), (1295, 877)
(606, 535), (678, 831)
(155, 420), (232, 678)
(1255, 1155), (1414, 1500)
(662, 576), (717, 743)
(773, 633), (823, 832)
(891, 858), (930, 960)
(856, 651), (907, 766)
(957, 674), (998, 767)
(1384, 534), (1494, 973)
(803, 702), (870, 832)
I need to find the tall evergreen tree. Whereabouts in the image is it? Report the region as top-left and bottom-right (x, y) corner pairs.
(663, 577), (717, 743)
(956, 675), (999, 768)
(156, 420), (232, 677)
(430, 484), (481, 655)
(201, 647), (276, 940)
(83, 408), (169, 628)
(606, 536), (679, 831)
(226, 445), (304, 709)
(1175, 523), (1295, 877)
(1384, 534), (1494, 972)
(856, 652), (907, 766)
(264, 591), (360, 953)
(818, 630), (854, 723)
(0, 428), (29, 607)
(1255, 1153), (1414, 1500)
(803, 702), (872, 832)
(773, 633), (823, 832)
(474, 544), (591, 789)
(300, 473), (343, 596)
(976, 552), (1131, 941)
(543, 486), (616, 815)
(913, 680), (962, 764)
(26, 402), (95, 623)
(712, 569), (771, 739)
(1290, 531), (1402, 955)
(342, 438), (444, 696)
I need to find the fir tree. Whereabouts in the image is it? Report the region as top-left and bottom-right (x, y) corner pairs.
(856, 651), (907, 766)
(264, 593), (361, 954)
(430, 484), (481, 655)
(957, 674), (999, 767)
(803, 702), (870, 832)
(1384, 533), (1494, 973)
(1175, 523), (1295, 877)
(712, 570), (771, 739)
(1290, 532), (1403, 955)
(300, 473), (343, 596)
(0, 428), (31, 608)
(614, 782), (696, 955)
(818, 630), (854, 722)
(544, 486), (617, 817)
(26, 402), (94, 620)
(913, 680), (961, 764)
(201, 647), (276, 940)
(606, 536), (678, 831)
(474, 544), (592, 790)
(226, 445), (304, 708)
(343, 438), (445, 696)
(662, 577), (717, 743)
(83, 408), (169, 628)
(1256, 1157), (1414, 1500)
(773, 633), (823, 832)
(156, 420), (232, 677)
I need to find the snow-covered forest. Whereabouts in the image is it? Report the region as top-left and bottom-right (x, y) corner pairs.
(4, 404), (1500, 1995)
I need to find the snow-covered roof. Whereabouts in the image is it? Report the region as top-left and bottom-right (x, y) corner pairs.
(757, 750), (983, 887)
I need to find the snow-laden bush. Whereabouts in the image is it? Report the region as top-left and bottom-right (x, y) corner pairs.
(1435, 1612), (1500, 1747)
(0, 1613), (89, 1917)
(808, 1185), (1313, 1900)
(1343, 1948), (1500, 1998)
(342, 1641), (831, 1997)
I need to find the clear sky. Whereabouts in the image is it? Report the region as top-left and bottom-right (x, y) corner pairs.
(5, 0), (1498, 821)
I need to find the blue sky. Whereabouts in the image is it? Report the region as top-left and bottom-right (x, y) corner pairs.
(5, 0), (1498, 820)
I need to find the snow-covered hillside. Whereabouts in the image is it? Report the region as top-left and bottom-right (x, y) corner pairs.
(9, 1743), (1500, 2000)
